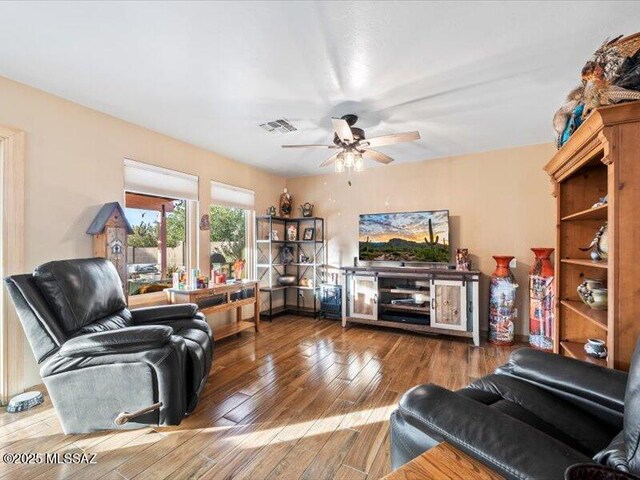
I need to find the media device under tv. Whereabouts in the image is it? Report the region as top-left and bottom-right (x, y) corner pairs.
(359, 210), (450, 263)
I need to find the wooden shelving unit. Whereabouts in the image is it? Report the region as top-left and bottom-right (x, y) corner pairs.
(545, 103), (640, 370)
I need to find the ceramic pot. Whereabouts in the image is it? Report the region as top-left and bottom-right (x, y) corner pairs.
(577, 278), (605, 308)
(529, 248), (554, 351)
(589, 287), (608, 311)
(489, 256), (518, 346)
(584, 338), (607, 359)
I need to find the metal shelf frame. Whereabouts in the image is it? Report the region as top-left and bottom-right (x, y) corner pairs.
(256, 216), (326, 318)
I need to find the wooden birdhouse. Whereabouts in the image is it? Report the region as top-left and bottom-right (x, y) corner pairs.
(86, 202), (133, 294)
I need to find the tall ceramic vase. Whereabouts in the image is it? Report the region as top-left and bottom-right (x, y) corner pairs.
(529, 248), (554, 351)
(489, 256), (518, 345)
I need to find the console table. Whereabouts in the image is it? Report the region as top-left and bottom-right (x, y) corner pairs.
(166, 280), (260, 341)
(382, 442), (503, 480)
(342, 266), (480, 345)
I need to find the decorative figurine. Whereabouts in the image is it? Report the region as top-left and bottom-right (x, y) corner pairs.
(579, 223), (608, 261)
(489, 256), (518, 346)
(266, 205), (276, 217)
(271, 230), (279, 241)
(455, 248), (470, 271)
(232, 259), (245, 281)
(300, 202), (314, 217)
(199, 214), (210, 231)
(279, 188), (293, 218)
(529, 248), (554, 351)
(592, 194), (608, 208)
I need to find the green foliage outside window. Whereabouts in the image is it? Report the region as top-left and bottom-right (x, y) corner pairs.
(210, 205), (246, 262)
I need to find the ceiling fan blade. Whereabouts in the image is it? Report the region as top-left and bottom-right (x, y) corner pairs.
(320, 151), (342, 167)
(332, 118), (354, 143)
(281, 144), (339, 149)
(362, 149), (394, 164)
(359, 131), (420, 148)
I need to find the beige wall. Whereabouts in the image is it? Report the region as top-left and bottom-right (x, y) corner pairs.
(0, 75), (285, 389)
(285, 143), (557, 339)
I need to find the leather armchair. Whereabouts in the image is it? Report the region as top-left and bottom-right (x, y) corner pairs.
(5, 258), (213, 434)
(391, 344), (640, 479)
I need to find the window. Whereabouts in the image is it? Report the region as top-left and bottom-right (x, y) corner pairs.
(125, 193), (187, 295)
(210, 182), (255, 280)
(210, 206), (247, 278)
(123, 159), (198, 296)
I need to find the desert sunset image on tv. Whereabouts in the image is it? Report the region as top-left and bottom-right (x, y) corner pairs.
(359, 210), (450, 262)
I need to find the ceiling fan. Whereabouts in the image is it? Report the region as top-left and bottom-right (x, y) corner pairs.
(282, 114), (420, 172)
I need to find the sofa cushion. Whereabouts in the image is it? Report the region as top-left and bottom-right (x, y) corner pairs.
(34, 258), (126, 334)
(462, 374), (616, 457)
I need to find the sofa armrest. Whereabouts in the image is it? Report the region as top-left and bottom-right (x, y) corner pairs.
(131, 304), (200, 324)
(396, 384), (593, 479)
(497, 348), (627, 415)
(59, 326), (173, 357)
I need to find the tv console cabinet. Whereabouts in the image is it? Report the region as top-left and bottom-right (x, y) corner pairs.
(342, 266), (480, 346)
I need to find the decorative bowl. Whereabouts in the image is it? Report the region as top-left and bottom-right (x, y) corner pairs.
(277, 275), (297, 286)
(577, 278), (605, 307)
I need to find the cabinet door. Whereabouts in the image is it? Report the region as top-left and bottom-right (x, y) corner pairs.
(431, 280), (467, 331)
(350, 275), (378, 320)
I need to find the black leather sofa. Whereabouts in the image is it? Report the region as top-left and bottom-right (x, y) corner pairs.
(5, 258), (213, 434)
(391, 345), (640, 479)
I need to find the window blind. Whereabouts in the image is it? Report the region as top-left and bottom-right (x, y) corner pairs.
(124, 159), (199, 201)
(210, 181), (255, 210)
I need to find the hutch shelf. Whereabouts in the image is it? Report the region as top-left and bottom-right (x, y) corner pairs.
(256, 215), (325, 318)
(544, 103), (640, 370)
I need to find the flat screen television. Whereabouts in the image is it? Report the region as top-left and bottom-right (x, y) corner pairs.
(359, 210), (450, 263)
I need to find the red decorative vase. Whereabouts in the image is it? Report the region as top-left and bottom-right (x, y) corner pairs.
(489, 256), (518, 345)
(529, 248), (554, 351)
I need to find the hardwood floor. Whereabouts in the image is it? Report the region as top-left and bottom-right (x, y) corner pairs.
(0, 315), (520, 480)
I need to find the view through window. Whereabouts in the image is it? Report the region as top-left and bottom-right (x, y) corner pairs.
(210, 205), (247, 279)
(125, 192), (187, 295)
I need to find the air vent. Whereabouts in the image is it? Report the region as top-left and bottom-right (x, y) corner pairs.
(258, 118), (297, 134)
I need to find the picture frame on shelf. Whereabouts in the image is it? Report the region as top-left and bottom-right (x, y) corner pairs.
(287, 224), (297, 241)
(303, 227), (315, 241)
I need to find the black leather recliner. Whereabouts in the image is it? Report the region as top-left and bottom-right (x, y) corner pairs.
(5, 258), (213, 434)
(391, 344), (640, 479)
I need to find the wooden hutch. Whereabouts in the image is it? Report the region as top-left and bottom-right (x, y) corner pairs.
(545, 103), (640, 370)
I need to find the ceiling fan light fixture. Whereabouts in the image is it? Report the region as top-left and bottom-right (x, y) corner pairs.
(354, 154), (363, 172)
(344, 151), (355, 169)
(335, 157), (345, 173)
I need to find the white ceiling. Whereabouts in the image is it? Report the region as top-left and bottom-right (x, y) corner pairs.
(0, 1), (638, 176)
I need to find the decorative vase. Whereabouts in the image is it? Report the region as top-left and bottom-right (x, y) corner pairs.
(489, 256), (518, 346)
(528, 248), (554, 351)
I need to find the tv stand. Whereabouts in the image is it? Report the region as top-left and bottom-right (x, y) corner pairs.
(341, 266), (480, 346)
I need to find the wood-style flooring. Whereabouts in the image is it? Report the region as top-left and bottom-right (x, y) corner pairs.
(0, 315), (520, 480)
